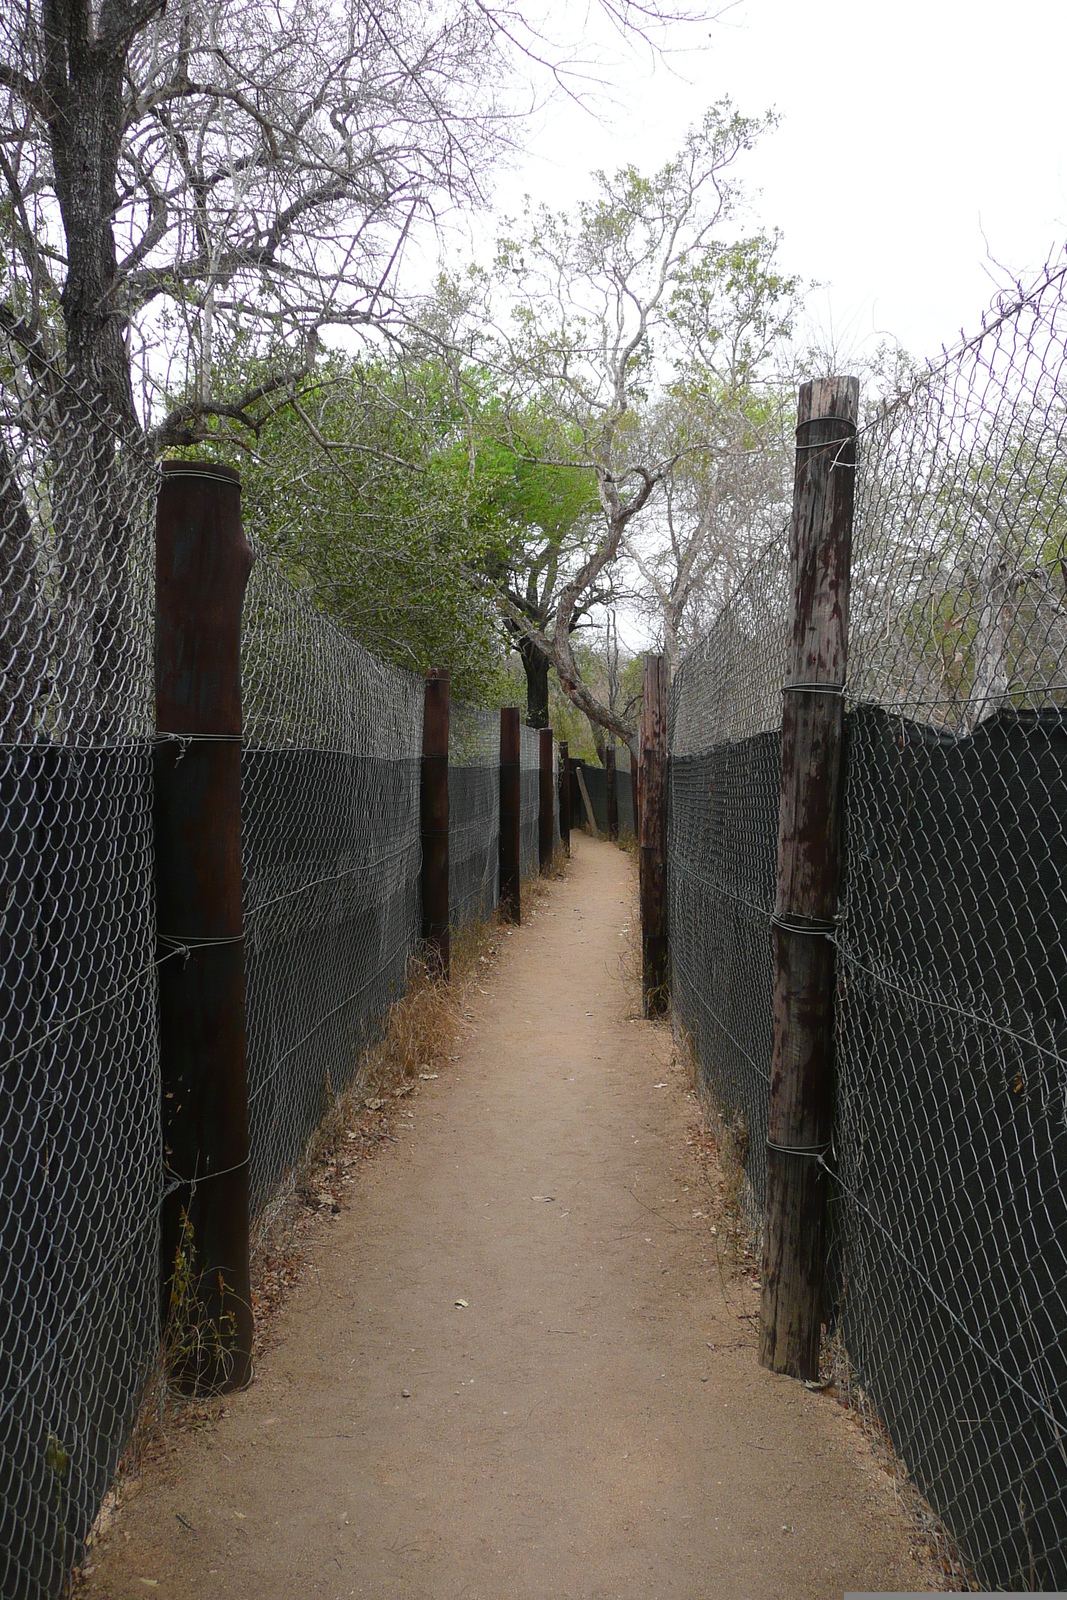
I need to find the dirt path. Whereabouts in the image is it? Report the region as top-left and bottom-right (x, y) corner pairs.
(86, 835), (936, 1599)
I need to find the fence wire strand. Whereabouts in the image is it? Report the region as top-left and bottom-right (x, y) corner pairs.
(671, 268), (1067, 1590)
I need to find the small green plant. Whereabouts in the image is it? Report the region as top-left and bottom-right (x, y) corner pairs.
(163, 1209), (243, 1393)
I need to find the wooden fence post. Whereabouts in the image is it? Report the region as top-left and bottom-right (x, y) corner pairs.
(558, 739), (571, 855)
(421, 669), (450, 978)
(638, 654), (668, 1016)
(538, 726), (554, 872)
(499, 706), (521, 923)
(155, 461), (254, 1393)
(759, 375), (858, 1381)
(605, 744), (619, 840)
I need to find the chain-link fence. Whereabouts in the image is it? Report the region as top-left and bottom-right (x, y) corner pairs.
(0, 336), (557, 1593)
(240, 558), (423, 1216)
(0, 356), (161, 1600)
(670, 268), (1067, 1589)
(449, 701), (500, 928)
(519, 723), (540, 878)
(669, 539), (786, 1235)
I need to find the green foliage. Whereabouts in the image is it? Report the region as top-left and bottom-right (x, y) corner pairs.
(170, 350), (601, 704)
(164, 101), (803, 714)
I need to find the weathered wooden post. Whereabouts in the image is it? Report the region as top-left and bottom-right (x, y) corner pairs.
(499, 706), (521, 923)
(558, 739), (571, 855)
(638, 654), (668, 1017)
(421, 669), (450, 978)
(155, 461), (254, 1392)
(759, 375), (858, 1381)
(538, 726), (554, 873)
(605, 744), (619, 841)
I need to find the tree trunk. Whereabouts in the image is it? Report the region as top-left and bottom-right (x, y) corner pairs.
(519, 633), (550, 728)
(0, 441), (44, 739)
(40, 0), (145, 735)
(45, 0), (135, 419)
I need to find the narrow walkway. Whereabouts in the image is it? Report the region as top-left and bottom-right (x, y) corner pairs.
(88, 837), (932, 1599)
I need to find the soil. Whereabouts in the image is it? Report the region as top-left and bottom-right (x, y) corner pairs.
(82, 834), (942, 1599)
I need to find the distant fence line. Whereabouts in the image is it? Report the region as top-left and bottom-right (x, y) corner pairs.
(576, 760), (635, 839)
(0, 412), (563, 1599)
(669, 268), (1067, 1590)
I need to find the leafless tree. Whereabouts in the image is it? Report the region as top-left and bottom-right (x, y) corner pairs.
(0, 0), (721, 728)
(2, 0), (524, 426)
(620, 385), (793, 671)
(1, 0), (723, 426)
(471, 108), (800, 748)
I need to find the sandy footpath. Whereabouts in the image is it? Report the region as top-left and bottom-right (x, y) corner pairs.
(84, 834), (937, 1600)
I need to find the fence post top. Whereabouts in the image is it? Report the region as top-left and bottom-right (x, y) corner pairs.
(160, 459), (241, 485)
(797, 376), (859, 425)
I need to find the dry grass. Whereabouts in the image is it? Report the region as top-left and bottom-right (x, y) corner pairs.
(673, 1027), (760, 1278)
(822, 1335), (977, 1591)
(670, 1020), (973, 1592)
(247, 905), (511, 1351)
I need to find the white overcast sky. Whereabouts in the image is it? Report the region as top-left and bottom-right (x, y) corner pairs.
(475, 0), (1067, 367)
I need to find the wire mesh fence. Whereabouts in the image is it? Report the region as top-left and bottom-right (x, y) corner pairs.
(835, 271), (1067, 1592)
(240, 557), (423, 1216)
(0, 355), (161, 1600)
(669, 538), (787, 1234)
(576, 761), (635, 838)
(670, 267), (1067, 1590)
(519, 723), (540, 878)
(0, 334), (558, 1594)
(449, 701), (500, 928)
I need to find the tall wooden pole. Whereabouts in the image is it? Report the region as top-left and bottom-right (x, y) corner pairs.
(421, 669), (450, 979)
(605, 744), (619, 841)
(759, 375), (858, 1381)
(538, 726), (554, 873)
(499, 707), (521, 923)
(558, 739), (571, 855)
(155, 461), (254, 1392)
(638, 654), (668, 1017)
